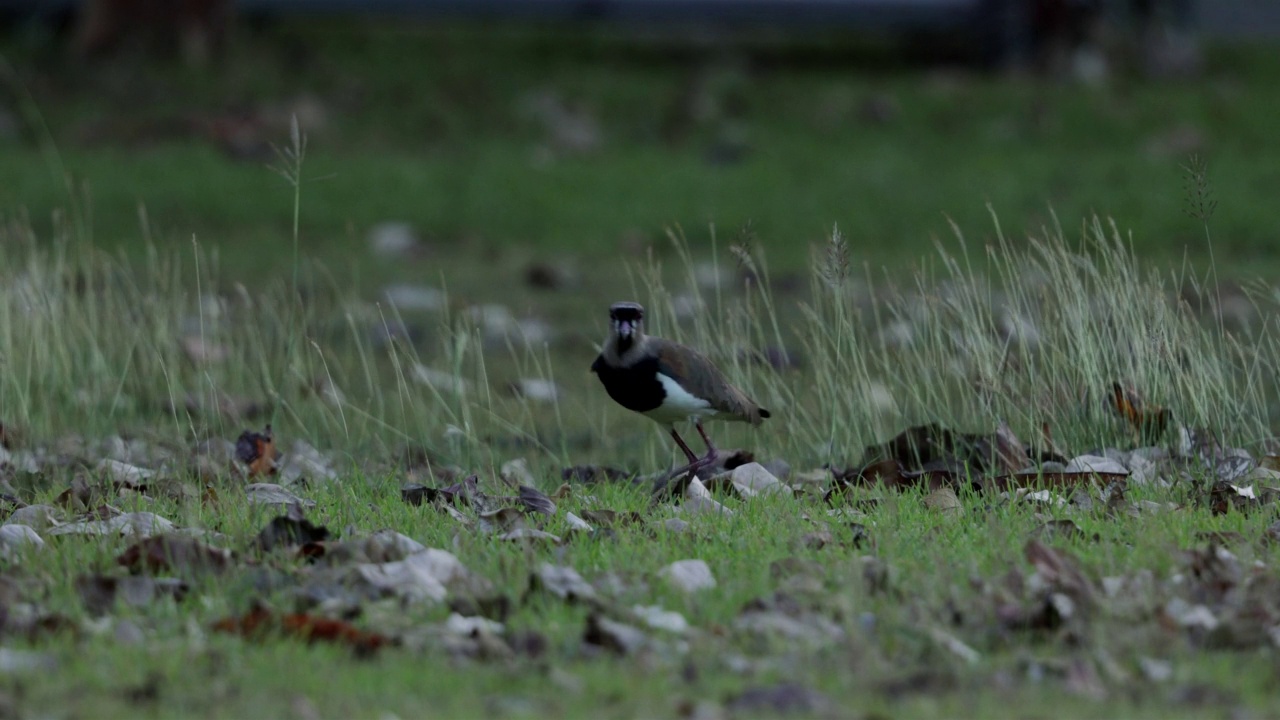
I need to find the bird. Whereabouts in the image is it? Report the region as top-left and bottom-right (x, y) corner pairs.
(591, 301), (770, 477)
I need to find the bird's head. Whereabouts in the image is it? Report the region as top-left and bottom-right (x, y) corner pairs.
(609, 301), (645, 345)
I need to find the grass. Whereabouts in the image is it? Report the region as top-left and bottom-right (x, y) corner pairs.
(5, 21), (1280, 283)
(4, 187), (1280, 716)
(4, 17), (1280, 719)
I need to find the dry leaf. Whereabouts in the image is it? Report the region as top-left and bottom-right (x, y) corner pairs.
(1110, 382), (1172, 442)
(254, 510), (331, 552)
(348, 549), (477, 604)
(76, 574), (188, 616)
(517, 485), (557, 516)
(583, 613), (647, 656)
(117, 534), (232, 574)
(245, 483), (315, 509)
(529, 563), (598, 604)
(47, 512), (174, 538)
(234, 425), (278, 477)
(212, 605), (391, 654)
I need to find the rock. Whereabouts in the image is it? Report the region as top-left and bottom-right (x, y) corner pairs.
(631, 605), (689, 634)
(760, 458), (791, 482)
(728, 463), (789, 498)
(5, 505), (64, 531)
(497, 459), (534, 488)
(349, 549), (479, 604)
(1064, 455), (1128, 475)
(0, 524), (44, 557)
(509, 378), (560, 403)
(1245, 465), (1280, 483)
(877, 320), (914, 349)
(466, 305), (556, 347)
(522, 89), (601, 154)
(96, 459), (155, 484)
(245, 483), (316, 509)
(278, 440), (339, 485)
(382, 284), (445, 313)
(1126, 453), (1164, 487)
(47, 512), (174, 538)
(1101, 448), (1132, 466)
(658, 559), (716, 593)
(412, 364), (471, 396)
(692, 262), (733, 290)
(998, 310), (1041, 348)
(662, 518), (691, 534)
(1129, 446), (1169, 465)
(368, 222), (422, 258)
(864, 381), (897, 414)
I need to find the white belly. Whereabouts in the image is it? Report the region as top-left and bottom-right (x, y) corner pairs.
(642, 373), (718, 425)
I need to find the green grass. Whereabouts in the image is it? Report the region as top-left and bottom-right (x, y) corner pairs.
(5, 21), (1280, 283)
(5, 18), (1280, 719)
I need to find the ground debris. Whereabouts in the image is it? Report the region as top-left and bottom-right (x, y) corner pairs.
(117, 534), (232, 575)
(233, 425), (278, 478)
(212, 603), (392, 655)
(725, 683), (834, 717)
(658, 559), (716, 594)
(76, 574), (189, 616)
(253, 507), (331, 552)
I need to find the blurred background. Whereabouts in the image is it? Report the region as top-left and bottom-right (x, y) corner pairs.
(0, 0), (1277, 288)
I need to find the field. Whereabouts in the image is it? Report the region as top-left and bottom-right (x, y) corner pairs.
(3, 18), (1280, 718)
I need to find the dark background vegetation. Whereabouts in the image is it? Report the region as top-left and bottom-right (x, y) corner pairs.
(1, 0), (1278, 290)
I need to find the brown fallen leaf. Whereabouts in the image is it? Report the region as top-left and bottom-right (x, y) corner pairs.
(55, 476), (97, 512)
(212, 604), (391, 655)
(234, 425), (278, 477)
(76, 574), (189, 616)
(1025, 539), (1097, 609)
(992, 421), (1030, 475)
(517, 485), (556, 516)
(984, 471), (1129, 493)
(117, 535), (232, 575)
(1110, 381), (1172, 443)
(254, 507), (331, 552)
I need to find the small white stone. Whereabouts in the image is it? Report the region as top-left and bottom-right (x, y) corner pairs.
(0, 524), (44, 557)
(368, 222), (421, 257)
(658, 559), (716, 593)
(730, 462), (790, 498)
(1064, 455), (1128, 475)
(382, 284), (445, 312)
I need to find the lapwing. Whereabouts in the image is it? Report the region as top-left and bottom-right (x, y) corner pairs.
(591, 301), (770, 476)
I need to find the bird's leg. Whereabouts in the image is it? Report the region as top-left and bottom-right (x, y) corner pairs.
(694, 421), (719, 464)
(669, 427), (700, 464)
(668, 427), (714, 479)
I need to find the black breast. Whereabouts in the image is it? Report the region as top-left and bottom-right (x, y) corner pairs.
(591, 354), (666, 413)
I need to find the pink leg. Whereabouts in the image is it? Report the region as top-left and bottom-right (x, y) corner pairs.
(669, 428), (699, 464)
(695, 421), (717, 458)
